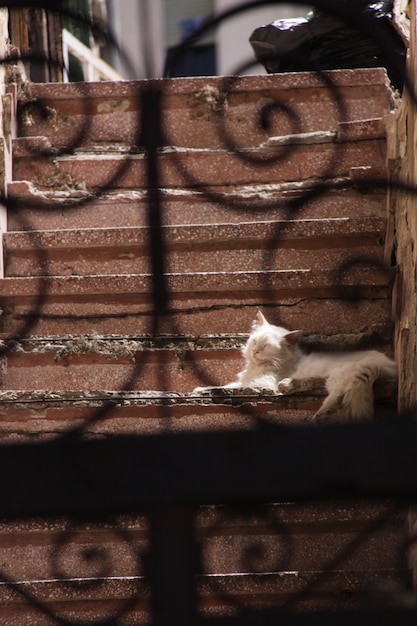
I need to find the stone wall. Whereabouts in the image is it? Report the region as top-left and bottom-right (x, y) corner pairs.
(389, 0), (417, 415)
(0, 8), (9, 275)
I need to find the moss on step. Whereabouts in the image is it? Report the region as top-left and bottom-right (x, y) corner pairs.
(2, 330), (386, 362)
(2, 334), (248, 362)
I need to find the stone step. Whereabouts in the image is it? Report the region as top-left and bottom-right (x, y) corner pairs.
(0, 575), (149, 626)
(198, 568), (410, 616)
(0, 332), (394, 394)
(6, 181), (388, 231)
(0, 267), (393, 336)
(0, 383), (398, 442)
(0, 567), (409, 624)
(0, 501), (405, 585)
(1, 335), (245, 392)
(12, 136), (387, 193)
(2, 66), (401, 626)
(198, 502), (406, 576)
(3, 217), (386, 277)
(16, 69), (395, 151)
(0, 389), (332, 442)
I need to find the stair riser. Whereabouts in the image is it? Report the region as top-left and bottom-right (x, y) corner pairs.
(0, 403), (320, 442)
(4, 244), (385, 277)
(2, 343), (395, 394)
(19, 101), (384, 151)
(3, 215), (387, 277)
(0, 569), (409, 625)
(0, 515), (403, 582)
(12, 140), (386, 192)
(202, 527), (403, 574)
(6, 186), (389, 231)
(18, 70), (393, 150)
(0, 267), (393, 296)
(0, 296), (393, 336)
(197, 571), (411, 616)
(0, 380), (397, 443)
(1, 349), (243, 392)
(0, 602), (147, 626)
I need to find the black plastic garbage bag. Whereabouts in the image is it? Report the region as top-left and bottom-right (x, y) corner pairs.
(249, 1), (406, 90)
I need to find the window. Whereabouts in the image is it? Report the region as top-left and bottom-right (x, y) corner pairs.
(164, 0), (216, 77)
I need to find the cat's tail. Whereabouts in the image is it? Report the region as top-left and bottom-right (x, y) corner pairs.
(325, 352), (397, 420)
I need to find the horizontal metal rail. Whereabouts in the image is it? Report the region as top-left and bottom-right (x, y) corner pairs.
(0, 418), (415, 518)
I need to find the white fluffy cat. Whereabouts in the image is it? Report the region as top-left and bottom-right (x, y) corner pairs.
(194, 311), (397, 420)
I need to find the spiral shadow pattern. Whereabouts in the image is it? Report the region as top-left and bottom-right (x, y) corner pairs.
(0, 0), (414, 624)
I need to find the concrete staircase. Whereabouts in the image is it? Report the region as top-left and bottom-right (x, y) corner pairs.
(0, 68), (408, 622)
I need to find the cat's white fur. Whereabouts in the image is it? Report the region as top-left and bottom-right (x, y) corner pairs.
(194, 311), (397, 420)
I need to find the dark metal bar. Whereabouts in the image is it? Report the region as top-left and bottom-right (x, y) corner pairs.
(139, 85), (169, 318)
(149, 505), (198, 626)
(202, 607), (417, 626)
(0, 419), (415, 518)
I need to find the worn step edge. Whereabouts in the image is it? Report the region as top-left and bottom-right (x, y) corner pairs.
(7, 177), (377, 204)
(264, 119), (386, 147)
(0, 386), (327, 406)
(5, 181), (389, 233)
(1, 331), (388, 356)
(13, 118), (386, 158)
(12, 141), (387, 192)
(15, 137), (384, 158)
(0, 381), (397, 408)
(21, 68), (393, 99)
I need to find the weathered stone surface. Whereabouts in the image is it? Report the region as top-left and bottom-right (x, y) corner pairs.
(1, 332), (394, 393)
(0, 296), (393, 337)
(0, 502), (405, 604)
(0, 63), (405, 622)
(4, 216), (386, 277)
(0, 566), (409, 624)
(12, 139), (387, 191)
(0, 264), (394, 338)
(17, 69), (395, 151)
(0, 267), (393, 297)
(6, 182), (389, 231)
(0, 379), (398, 443)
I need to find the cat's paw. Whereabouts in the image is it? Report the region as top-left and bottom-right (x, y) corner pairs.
(277, 378), (295, 394)
(312, 407), (332, 423)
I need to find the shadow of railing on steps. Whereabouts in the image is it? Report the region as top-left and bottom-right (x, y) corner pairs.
(0, 0), (416, 624)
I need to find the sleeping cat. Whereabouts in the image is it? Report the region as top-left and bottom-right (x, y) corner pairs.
(194, 311), (397, 420)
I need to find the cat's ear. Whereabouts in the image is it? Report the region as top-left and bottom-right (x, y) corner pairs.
(255, 310), (269, 327)
(284, 330), (303, 346)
